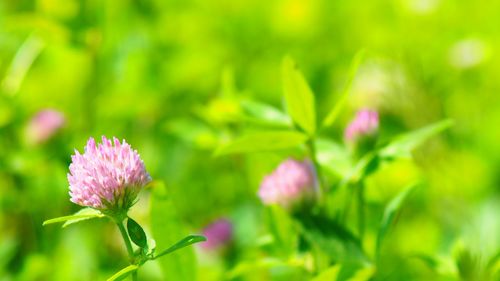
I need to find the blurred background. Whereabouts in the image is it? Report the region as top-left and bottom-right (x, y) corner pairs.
(0, 0), (499, 280)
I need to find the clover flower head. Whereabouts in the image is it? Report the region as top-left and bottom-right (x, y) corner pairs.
(258, 158), (317, 210)
(26, 109), (65, 144)
(201, 218), (233, 251)
(68, 136), (151, 214)
(344, 109), (379, 144)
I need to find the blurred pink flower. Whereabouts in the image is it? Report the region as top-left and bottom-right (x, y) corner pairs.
(26, 109), (65, 144)
(344, 109), (379, 143)
(258, 158), (317, 209)
(68, 136), (151, 213)
(201, 219), (233, 251)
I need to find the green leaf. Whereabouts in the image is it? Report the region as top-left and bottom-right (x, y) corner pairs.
(240, 99), (292, 128)
(154, 235), (206, 259)
(340, 152), (378, 187)
(127, 217), (148, 249)
(340, 119), (452, 187)
(2, 33), (45, 96)
(150, 182), (198, 281)
(315, 138), (352, 177)
(294, 213), (366, 264)
(379, 119), (453, 159)
(345, 266), (375, 281)
(376, 183), (418, 259)
(487, 251), (500, 274)
(411, 254), (448, 275)
(227, 258), (295, 279)
(215, 130), (308, 156)
(488, 251), (500, 278)
(267, 206), (298, 256)
(162, 118), (218, 149)
(62, 208), (105, 228)
(312, 264), (342, 281)
(106, 264), (138, 281)
(0, 237), (17, 271)
(456, 247), (482, 281)
(43, 208), (105, 227)
(282, 56), (316, 135)
(322, 50), (366, 128)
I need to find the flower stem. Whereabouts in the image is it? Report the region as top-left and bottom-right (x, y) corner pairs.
(357, 181), (365, 241)
(116, 220), (138, 281)
(341, 184), (354, 224)
(306, 139), (326, 199)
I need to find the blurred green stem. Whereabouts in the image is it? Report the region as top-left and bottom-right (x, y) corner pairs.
(116, 220), (138, 281)
(306, 139), (326, 201)
(341, 184), (354, 224)
(357, 181), (365, 242)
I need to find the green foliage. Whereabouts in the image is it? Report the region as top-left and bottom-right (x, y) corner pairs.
(215, 130), (308, 155)
(312, 265), (341, 281)
(43, 208), (105, 227)
(344, 266), (375, 281)
(376, 183), (418, 260)
(106, 265), (139, 281)
(240, 100), (292, 128)
(282, 57), (317, 135)
(153, 235), (207, 260)
(295, 213), (366, 264)
(315, 138), (351, 177)
(227, 258), (306, 280)
(150, 183), (198, 281)
(267, 206), (298, 256)
(379, 119), (454, 160)
(127, 217), (148, 249)
(341, 119), (452, 186)
(322, 50), (366, 128)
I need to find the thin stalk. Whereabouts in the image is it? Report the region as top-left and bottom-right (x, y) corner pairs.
(306, 138), (328, 272)
(341, 184), (354, 224)
(306, 139), (326, 199)
(116, 220), (138, 281)
(357, 181), (365, 242)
